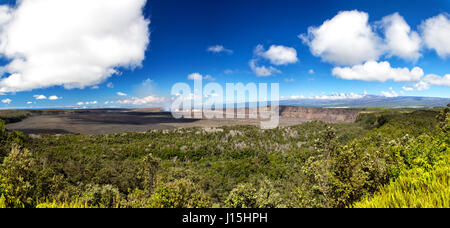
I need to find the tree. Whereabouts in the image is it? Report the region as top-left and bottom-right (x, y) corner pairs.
(0, 145), (35, 208)
(148, 179), (211, 208)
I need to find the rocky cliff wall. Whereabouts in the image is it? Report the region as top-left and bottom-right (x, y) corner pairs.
(279, 106), (359, 122)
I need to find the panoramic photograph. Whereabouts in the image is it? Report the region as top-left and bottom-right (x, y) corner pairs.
(0, 0), (449, 216)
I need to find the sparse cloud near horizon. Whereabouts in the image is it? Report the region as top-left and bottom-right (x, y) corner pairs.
(187, 73), (215, 81)
(77, 101), (98, 106)
(33, 95), (61, 100)
(207, 45), (233, 54)
(284, 78), (295, 82)
(187, 73), (203, 80)
(117, 95), (168, 106)
(402, 86), (414, 92)
(381, 88), (399, 98)
(282, 92), (367, 100)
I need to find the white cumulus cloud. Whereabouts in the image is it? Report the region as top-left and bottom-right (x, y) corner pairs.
(48, 95), (61, 100)
(420, 14), (450, 58)
(249, 59), (281, 77)
(397, 73), (450, 92)
(117, 92), (127, 96)
(299, 10), (383, 65)
(414, 81), (430, 91)
(33, 94), (60, 100)
(417, 74), (450, 90)
(0, 0), (150, 93)
(423, 74), (450, 87)
(1, 98), (11, 104)
(332, 61), (424, 82)
(255, 45), (298, 65)
(381, 13), (422, 61)
(248, 45), (296, 76)
(33, 94), (47, 100)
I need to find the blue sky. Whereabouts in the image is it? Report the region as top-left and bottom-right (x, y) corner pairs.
(0, 0), (449, 109)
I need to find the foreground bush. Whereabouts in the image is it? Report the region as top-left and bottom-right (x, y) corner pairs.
(297, 108), (448, 208)
(224, 178), (285, 208)
(353, 104), (450, 208)
(0, 146), (36, 208)
(354, 155), (449, 208)
(146, 179), (211, 208)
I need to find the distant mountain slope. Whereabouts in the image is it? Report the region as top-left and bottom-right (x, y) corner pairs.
(280, 95), (450, 108)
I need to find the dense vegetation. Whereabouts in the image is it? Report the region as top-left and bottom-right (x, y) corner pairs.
(0, 106), (448, 208)
(0, 110), (33, 124)
(353, 106), (449, 208)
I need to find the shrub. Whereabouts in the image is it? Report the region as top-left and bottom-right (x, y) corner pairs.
(148, 179), (211, 208)
(0, 145), (35, 208)
(353, 105), (450, 208)
(0, 145), (68, 208)
(0, 120), (8, 160)
(224, 183), (258, 208)
(354, 155), (449, 208)
(0, 120), (6, 137)
(80, 184), (121, 208)
(225, 179), (285, 208)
